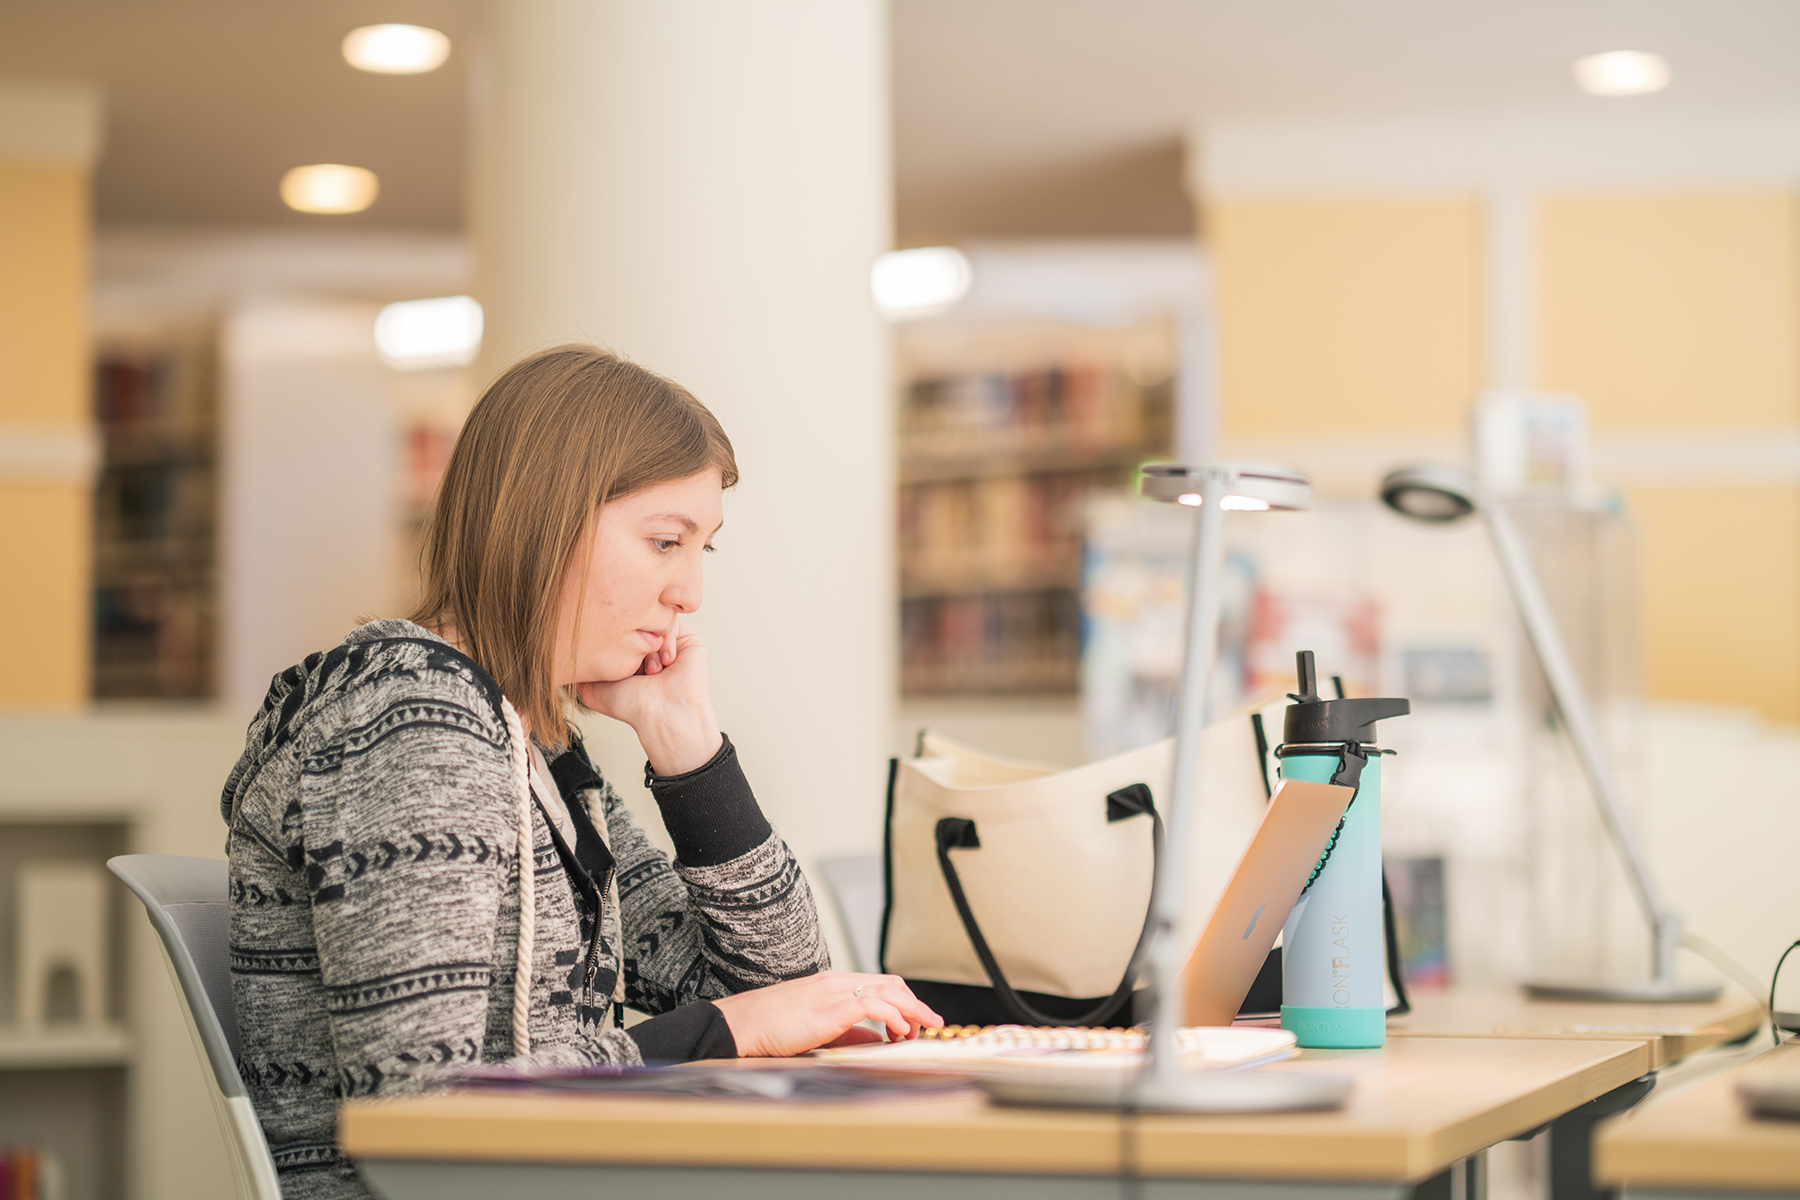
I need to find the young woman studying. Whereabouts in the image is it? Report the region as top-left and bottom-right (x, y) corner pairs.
(221, 346), (940, 1199)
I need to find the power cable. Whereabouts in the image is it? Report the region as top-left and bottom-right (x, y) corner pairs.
(1769, 940), (1800, 1047)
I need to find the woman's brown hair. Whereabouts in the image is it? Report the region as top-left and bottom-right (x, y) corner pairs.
(410, 345), (738, 746)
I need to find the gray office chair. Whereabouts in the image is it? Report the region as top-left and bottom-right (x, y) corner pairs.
(109, 855), (281, 1200)
(815, 853), (885, 974)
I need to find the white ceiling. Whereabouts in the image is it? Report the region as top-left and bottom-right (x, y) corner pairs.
(894, 0), (1800, 239)
(2, 1), (1796, 239)
(0, 0), (474, 229)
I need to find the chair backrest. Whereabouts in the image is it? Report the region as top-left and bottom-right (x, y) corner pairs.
(816, 852), (885, 974)
(109, 855), (280, 1200)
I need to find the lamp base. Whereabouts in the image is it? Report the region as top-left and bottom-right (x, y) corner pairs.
(1522, 978), (1721, 1004)
(980, 1067), (1351, 1113)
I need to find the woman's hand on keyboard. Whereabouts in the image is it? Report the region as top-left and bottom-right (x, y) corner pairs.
(712, 970), (943, 1058)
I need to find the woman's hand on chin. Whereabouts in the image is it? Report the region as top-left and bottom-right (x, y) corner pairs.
(711, 971), (944, 1058)
(577, 618), (723, 775)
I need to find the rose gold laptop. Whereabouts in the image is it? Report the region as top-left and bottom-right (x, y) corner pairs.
(1178, 778), (1356, 1026)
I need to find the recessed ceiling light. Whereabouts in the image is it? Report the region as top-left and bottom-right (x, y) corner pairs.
(1573, 51), (1671, 97)
(280, 164), (379, 214)
(374, 296), (484, 370)
(870, 247), (973, 318)
(342, 24), (451, 74)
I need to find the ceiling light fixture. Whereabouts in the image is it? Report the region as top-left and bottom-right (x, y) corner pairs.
(342, 24), (452, 74)
(280, 164), (379, 214)
(374, 296), (484, 370)
(870, 247), (973, 318)
(1572, 51), (1671, 97)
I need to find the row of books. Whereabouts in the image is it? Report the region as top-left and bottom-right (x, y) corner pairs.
(94, 351), (213, 451)
(894, 332), (1174, 696)
(0, 1147), (65, 1200)
(900, 591), (1081, 694)
(899, 473), (1113, 594)
(900, 366), (1156, 454)
(95, 357), (174, 430)
(92, 343), (218, 699)
(94, 581), (214, 699)
(93, 461), (216, 552)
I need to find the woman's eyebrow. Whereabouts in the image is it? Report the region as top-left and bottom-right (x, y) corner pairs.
(645, 513), (700, 533)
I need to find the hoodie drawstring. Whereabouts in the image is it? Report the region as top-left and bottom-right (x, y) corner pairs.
(501, 696), (535, 1055)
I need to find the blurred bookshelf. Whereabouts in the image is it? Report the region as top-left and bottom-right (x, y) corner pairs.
(0, 819), (132, 1200)
(90, 329), (219, 699)
(897, 321), (1174, 696)
(0, 1145), (68, 1200)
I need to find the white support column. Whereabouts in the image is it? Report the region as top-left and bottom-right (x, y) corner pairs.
(218, 300), (396, 709)
(471, 2), (894, 890)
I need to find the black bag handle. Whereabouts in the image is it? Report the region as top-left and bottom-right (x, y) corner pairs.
(932, 783), (1162, 1028)
(1382, 870), (1412, 1017)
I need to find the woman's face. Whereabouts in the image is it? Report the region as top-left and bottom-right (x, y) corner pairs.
(553, 469), (724, 687)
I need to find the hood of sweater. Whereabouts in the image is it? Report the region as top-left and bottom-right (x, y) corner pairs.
(219, 618), (503, 828)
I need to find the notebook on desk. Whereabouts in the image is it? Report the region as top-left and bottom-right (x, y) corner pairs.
(456, 1061), (977, 1103)
(812, 1022), (1299, 1071)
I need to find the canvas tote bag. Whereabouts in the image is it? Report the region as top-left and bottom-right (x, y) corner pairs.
(880, 719), (1269, 1027)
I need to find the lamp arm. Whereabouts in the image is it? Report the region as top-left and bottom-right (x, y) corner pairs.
(1481, 501), (1679, 978)
(1146, 470), (1228, 1083)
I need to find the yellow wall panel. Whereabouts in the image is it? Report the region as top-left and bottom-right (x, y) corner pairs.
(1626, 484), (1800, 724)
(0, 482), (88, 707)
(1210, 197), (1483, 435)
(1539, 192), (1800, 427)
(0, 166), (88, 424)
(0, 163), (90, 705)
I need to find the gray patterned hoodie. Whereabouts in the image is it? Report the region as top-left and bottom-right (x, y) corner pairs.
(222, 619), (829, 1199)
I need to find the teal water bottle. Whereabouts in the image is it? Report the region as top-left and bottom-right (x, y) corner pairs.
(1276, 651), (1409, 1049)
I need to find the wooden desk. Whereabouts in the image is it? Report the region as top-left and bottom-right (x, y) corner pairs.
(1595, 1042), (1800, 1198)
(1389, 989), (1762, 1069)
(343, 1037), (1649, 1200)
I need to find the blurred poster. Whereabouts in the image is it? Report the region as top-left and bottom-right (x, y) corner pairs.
(1246, 590), (1379, 699)
(1387, 856), (1449, 989)
(1081, 494), (1256, 756)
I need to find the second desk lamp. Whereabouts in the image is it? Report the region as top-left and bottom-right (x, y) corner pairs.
(1378, 463), (1716, 1003)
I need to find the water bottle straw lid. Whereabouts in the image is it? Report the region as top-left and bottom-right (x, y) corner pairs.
(1281, 650), (1410, 745)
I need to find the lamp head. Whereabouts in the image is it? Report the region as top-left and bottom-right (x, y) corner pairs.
(1379, 464), (1480, 524)
(1140, 464), (1312, 512)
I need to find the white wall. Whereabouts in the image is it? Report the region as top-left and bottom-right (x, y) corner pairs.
(1191, 104), (1800, 196)
(1642, 704), (1800, 1000)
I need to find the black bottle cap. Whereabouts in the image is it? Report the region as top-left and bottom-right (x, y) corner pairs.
(1282, 650), (1410, 745)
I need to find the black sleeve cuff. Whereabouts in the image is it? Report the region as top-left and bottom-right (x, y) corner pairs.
(625, 1001), (738, 1063)
(644, 733), (773, 867)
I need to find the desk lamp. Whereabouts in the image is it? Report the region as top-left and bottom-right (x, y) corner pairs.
(1378, 464), (1716, 1003)
(986, 464), (1350, 1113)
